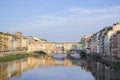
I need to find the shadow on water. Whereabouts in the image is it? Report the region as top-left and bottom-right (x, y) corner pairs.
(0, 54), (120, 80)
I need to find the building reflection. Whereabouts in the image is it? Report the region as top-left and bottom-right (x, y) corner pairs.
(0, 56), (120, 80)
(69, 59), (120, 80)
(0, 56), (73, 80)
(0, 62), (8, 80)
(87, 60), (120, 80)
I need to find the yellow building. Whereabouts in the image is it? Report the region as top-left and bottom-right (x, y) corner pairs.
(14, 32), (23, 51)
(0, 32), (10, 51)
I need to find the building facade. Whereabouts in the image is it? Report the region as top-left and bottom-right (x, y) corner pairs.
(80, 22), (120, 58)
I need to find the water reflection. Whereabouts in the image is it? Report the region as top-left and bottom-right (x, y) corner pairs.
(0, 55), (120, 80)
(87, 60), (120, 80)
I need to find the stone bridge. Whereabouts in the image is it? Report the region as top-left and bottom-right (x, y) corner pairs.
(36, 42), (81, 55)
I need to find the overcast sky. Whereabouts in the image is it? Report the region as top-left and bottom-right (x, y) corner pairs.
(0, 0), (120, 42)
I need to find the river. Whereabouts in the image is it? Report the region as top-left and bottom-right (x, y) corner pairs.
(0, 54), (120, 80)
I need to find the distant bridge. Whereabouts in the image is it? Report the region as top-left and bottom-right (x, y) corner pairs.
(35, 42), (82, 55)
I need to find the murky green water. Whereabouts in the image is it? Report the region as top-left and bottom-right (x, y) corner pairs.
(0, 54), (120, 80)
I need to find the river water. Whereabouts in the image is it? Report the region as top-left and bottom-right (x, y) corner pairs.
(0, 54), (120, 80)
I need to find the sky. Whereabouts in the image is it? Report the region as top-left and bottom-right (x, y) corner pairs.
(0, 0), (120, 42)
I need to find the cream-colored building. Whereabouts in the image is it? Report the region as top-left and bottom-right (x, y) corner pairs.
(80, 34), (91, 52)
(83, 22), (120, 58)
(103, 23), (120, 56)
(22, 37), (27, 50)
(8, 34), (17, 51)
(26, 36), (46, 52)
